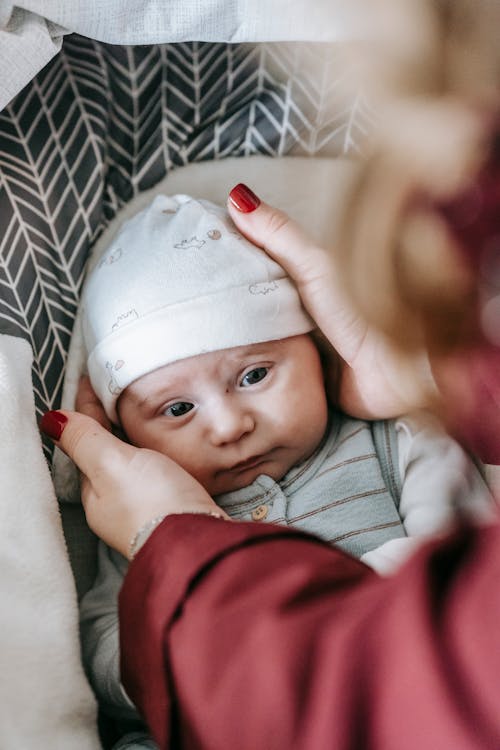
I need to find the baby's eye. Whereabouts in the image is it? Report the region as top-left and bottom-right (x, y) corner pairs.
(164, 401), (194, 418)
(240, 367), (268, 387)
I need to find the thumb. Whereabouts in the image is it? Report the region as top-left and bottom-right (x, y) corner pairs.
(40, 409), (132, 479)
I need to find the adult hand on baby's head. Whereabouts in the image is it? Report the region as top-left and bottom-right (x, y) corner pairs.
(228, 184), (437, 420)
(40, 408), (226, 559)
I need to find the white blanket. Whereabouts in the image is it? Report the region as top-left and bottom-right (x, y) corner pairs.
(0, 335), (100, 749)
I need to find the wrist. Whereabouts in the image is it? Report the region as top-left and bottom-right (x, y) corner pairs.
(128, 510), (227, 560)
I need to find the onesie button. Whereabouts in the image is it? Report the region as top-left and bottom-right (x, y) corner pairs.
(252, 504), (268, 521)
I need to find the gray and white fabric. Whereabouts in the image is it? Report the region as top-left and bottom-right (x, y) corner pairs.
(0, 0), (375, 110)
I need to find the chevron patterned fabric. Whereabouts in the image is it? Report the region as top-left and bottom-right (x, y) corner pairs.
(0, 35), (373, 454)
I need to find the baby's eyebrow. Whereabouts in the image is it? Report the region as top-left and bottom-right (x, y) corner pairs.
(133, 383), (177, 410)
(232, 344), (274, 360)
(135, 393), (157, 409)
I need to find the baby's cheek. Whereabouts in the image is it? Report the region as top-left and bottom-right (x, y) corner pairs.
(145, 433), (196, 472)
(171, 452), (212, 488)
(300, 390), (329, 446)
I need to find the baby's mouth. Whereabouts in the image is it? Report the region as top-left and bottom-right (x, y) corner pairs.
(225, 452), (274, 474)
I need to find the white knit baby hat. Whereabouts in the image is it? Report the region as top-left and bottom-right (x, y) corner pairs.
(82, 194), (314, 422)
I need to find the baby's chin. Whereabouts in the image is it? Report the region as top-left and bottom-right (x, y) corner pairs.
(209, 459), (290, 498)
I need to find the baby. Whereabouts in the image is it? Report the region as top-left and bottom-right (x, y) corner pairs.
(79, 194), (492, 737)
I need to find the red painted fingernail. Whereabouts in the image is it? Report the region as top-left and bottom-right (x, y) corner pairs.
(229, 183), (261, 213)
(40, 410), (68, 441)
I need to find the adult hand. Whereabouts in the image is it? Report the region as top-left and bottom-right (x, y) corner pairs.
(40, 406), (227, 558)
(227, 184), (437, 419)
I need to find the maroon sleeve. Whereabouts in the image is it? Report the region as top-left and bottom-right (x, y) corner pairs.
(119, 515), (500, 750)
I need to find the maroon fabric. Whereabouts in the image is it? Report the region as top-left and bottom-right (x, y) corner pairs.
(432, 344), (500, 464)
(119, 514), (500, 750)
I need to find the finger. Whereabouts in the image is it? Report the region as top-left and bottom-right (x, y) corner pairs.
(40, 409), (132, 479)
(227, 184), (329, 280)
(76, 375), (112, 431)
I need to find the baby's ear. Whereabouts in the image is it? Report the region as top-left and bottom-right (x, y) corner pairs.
(112, 422), (129, 443)
(310, 330), (341, 408)
(76, 375), (112, 432)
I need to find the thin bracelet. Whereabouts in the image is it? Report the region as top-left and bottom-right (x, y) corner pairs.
(128, 511), (226, 560)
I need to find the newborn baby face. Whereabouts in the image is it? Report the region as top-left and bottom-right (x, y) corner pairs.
(117, 334), (329, 496)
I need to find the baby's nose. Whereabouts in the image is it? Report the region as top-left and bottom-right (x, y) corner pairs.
(209, 404), (255, 446)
